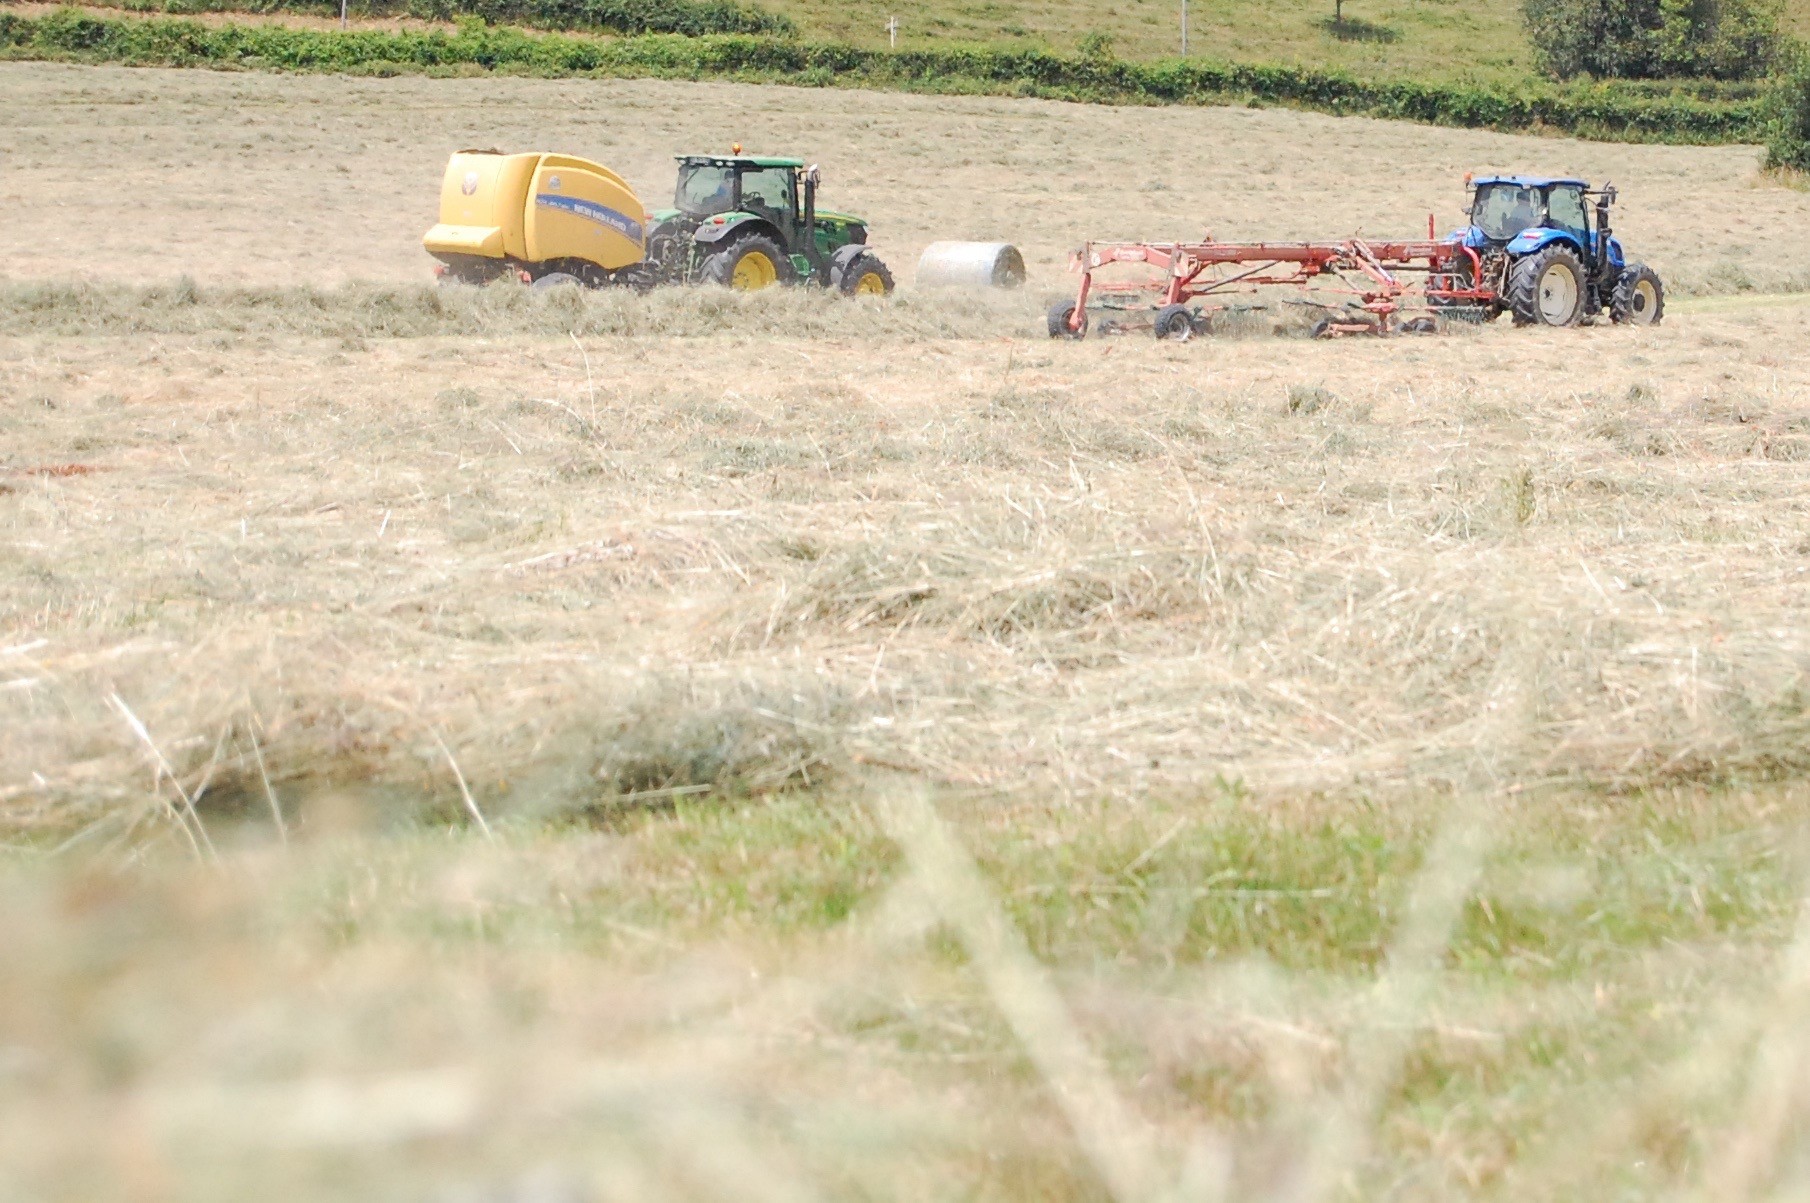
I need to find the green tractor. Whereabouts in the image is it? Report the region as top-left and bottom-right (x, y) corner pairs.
(646, 153), (895, 295)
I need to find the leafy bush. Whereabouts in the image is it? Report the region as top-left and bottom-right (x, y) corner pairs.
(1765, 53), (1810, 170)
(1522, 0), (1784, 80)
(0, 9), (1768, 145)
(94, 0), (793, 37)
(1075, 31), (1115, 60)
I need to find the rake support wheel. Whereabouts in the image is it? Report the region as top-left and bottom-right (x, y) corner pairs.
(1153, 303), (1198, 341)
(1047, 300), (1088, 340)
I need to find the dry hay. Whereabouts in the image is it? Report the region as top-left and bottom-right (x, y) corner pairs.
(6, 62), (1810, 297)
(5, 283), (1810, 838)
(9, 60), (1810, 1203)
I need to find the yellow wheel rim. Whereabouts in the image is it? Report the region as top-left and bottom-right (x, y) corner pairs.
(731, 250), (778, 291)
(854, 271), (887, 296)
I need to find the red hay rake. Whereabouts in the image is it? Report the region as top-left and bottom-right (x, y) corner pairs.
(1051, 225), (1493, 341)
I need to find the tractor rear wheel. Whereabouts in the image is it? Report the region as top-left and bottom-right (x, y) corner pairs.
(834, 251), (895, 297)
(1611, 264), (1665, 326)
(1047, 300), (1088, 340)
(1506, 246), (1586, 327)
(701, 234), (792, 292)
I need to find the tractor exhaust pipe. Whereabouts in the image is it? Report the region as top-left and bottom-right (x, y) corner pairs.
(1594, 181), (1617, 256)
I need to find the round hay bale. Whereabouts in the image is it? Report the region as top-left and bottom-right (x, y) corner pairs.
(914, 242), (1026, 290)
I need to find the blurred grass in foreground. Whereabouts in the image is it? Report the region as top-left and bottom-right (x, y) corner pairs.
(3, 780), (1807, 1201)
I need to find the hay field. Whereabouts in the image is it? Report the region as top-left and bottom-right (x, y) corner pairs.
(7, 63), (1810, 295)
(9, 62), (1810, 1203)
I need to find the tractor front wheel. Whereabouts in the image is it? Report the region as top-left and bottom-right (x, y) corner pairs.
(1611, 264), (1665, 326)
(701, 234), (792, 292)
(834, 251), (895, 297)
(1506, 246), (1586, 328)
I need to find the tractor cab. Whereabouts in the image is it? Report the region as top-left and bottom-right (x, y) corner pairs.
(1462, 175), (1623, 273)
(674, 155), (810, 226)
(647, 152), (886, 294)
(669, 153), (833, 274)
(1452, 172), (1657, 328)
(1467, 176), (1592, 246)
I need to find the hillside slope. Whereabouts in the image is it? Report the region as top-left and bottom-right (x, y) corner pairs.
(21, 0), (1810, 87)
(763, 0), (1810, 85)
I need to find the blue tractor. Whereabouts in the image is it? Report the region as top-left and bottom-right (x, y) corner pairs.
(1449, 175), (1664, 328)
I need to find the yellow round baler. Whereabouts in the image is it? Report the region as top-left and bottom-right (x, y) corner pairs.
(424, 150), (649, 288)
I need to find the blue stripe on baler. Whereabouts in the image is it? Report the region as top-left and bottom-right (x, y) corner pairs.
(534, 193), (645, 243)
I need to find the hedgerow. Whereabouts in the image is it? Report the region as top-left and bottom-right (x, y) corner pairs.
(0, 8), (1766, 145)
(1766, 54), (1810, 171)
(75, 0), (793, 37)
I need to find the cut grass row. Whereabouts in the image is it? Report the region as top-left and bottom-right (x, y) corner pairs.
(0, 277), (1035, 340)
(0, 7), (1769, 144)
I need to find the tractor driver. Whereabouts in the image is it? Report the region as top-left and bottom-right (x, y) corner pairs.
(678, 164), (736, 215)
(1508, 189), (1539, 234)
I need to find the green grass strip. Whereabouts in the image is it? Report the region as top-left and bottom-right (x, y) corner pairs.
(0, 7), (1767, 145)
(77, 0), (794, 37)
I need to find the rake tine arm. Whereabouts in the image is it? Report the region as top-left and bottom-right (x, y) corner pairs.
(1059, 232), (1480, 337)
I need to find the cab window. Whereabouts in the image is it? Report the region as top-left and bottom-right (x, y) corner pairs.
(1472, 184), (1543, 241)
(737, 167), (796, 220)
(675, 164), (735, 216)
(1546, 186), (1588, 238)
